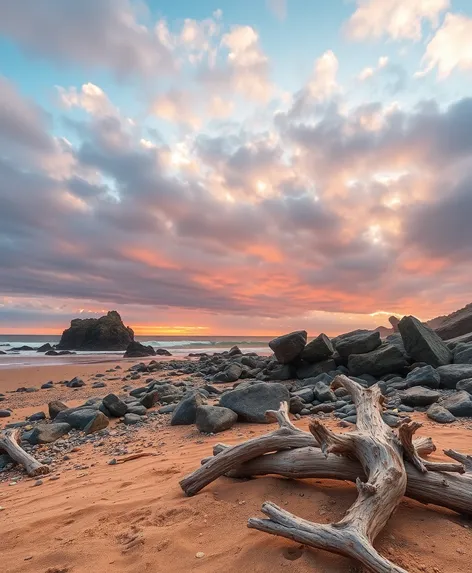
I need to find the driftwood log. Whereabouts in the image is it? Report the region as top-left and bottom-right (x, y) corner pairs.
(180, 375), (472, 572)
(0, 429), (50, 477)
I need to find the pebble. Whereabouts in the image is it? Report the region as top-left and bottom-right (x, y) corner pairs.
(33, 479), (43, 486)
(195, 552), (205, 559)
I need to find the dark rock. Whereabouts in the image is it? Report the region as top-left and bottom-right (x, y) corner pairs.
(399, 386), (440, 407)
(291, 388), (315, 402)
(219, 383), (290, 423)
(228, 345), (242, 357)
(269, 330), (307, 364)
(453, 343), (472, 364)
(389, 316), (400, 332)
(27, 411), (46, 422)
(427, 404), (456, 424)
(440, 391), (472, 417)
(124, 341), (156, 358)
(196, 405), (238, 433)
(311, 403), (335, 414)
(16, 386), (38, 393)
(66, 377), (85, 388)
(84, 411), (109, 434)
(335, 331), (381, 359)
(57, 310), (134, 351)
(102, 394), (128, 417)
(382, 413), (402, 428)
(36, 343), (54, 353)
(155, 348), (172, 356)
(296, 359), (336, 380)
(0, 409), (11, 417)
(435, 303), (472, 340)
(41, 382), (54, 389)
(129, 386), (148, 397)
(348, 344), (408, 376)
(24, 422), (71, 444)
(126, 404), (147, 416)
(0, 453), (13, 469)
(213, 363), (242, 383)
(344, 415), (357, 424)
(92, 381), (107, 388)
(123, 413), (143, 425)
(289, 396), (305, 414)
(45, 350), (59, 356)
(171, 392), (206, 425)
(48, 400), (68, 419)
(405, 365), (440, 389)
(268, 363), (294, 381)
(436, 364), (472, 388)
(398, 315), (451, 367)
(313, 382), (336, 402)
(158, 405), (176, 414)
(11, 345), (34, 351)
(139, 391), (160, 408)
(55, 407), (108, 431)
(301, 333), (333, 363)
(456, 378), (472, 394)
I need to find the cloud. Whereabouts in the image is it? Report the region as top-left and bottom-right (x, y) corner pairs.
(57, 83), (117, 116)
(358, 56), (408, 94)
(346, 0), (449, 41)
(420, 13), (472, 78)
(0, 0), (175, 78)
(266, 0), (287, 21)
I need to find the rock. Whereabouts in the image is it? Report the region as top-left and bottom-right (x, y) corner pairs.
(48, 400), (68, 420)
(36, 343), (53, 353)
(348, 344), (408, 376)
(228, 345), (242, 357)
(213, 363), (242, 383)
(55, 407), (108, 431)
(171, 393), (206, 426)
(41, 382), (54, 389)
(456, 378), (472, 394)
(269, 331), (307, 364)
(436, 364), (472, 388)
(196, 405), (238, 433)
(0, 453), (13, 469)
(313, 382), (336, 403)
(126, 404), (147, 416)
(427, 404), (456, 424)
(291, 388), (315, 402)
(440, 391), (472, 417)
(123, 413), (143, 425)
(102, 394), (128, 417)
(27, 411), (46, 422)
(219, 383), (290, 423)
(296, 359), (336, 380)
(311, 403), (336, 414)
(66, 377), (85, 388)
(453, 343), (472, 364)
(11, 345), (34, 351)
(405, 365), (440, 389)
(435, 302), (472, 340)
(301, 333), (334, 363)
(398, 315), (451, 367)
(158, 405), (176, 414)
(124, 341), (156, 358)
(92, 381), (107, 388)
(155, 348), (172, 356)
(399, 387), (440, 407)
(268, 364), (294, 381)
(289, 396), (305, 414)
(45, 350), (59, 356)
(0, 410), (11, 418)
(57, 310), (134, 351)
(139, 390), (161, 409)
(84, 411), (109, 434)
(335, 331), (381, 359)
(24, 422), (71, 444)
(389, 316), (400, 332)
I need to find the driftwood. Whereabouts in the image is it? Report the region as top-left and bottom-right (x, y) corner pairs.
(181, 375), (472, 572)
(0, 429), (50, 477)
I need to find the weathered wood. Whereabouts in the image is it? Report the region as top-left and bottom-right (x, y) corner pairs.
(0, 429), (50, 477)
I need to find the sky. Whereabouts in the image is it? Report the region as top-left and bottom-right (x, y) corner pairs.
(1, 0), (472, 336)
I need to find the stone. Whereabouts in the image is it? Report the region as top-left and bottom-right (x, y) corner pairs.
(55, 407), (108, 431)
(158, 405), (176, 414)
(453, 343), (472, 364)
(399, 386), (441, 407)
(126, 404), (147, 416)
(27, 411), (46, 422)
(405, 365), (440, 389)
(36, 343), (53, 353)
(92, 382), (107, 388)
(440, 391), (472, 417)
(389, 316), (400, 332)
(311, 403), (335, 414)
(296, 359), (336, 380)
(102, 394), (128, 417)
(57, 310), (134, 351)
(427, 404), (456, 424)
(313, 382), (336, 403)
(213, 363), (242, 383)
(123, 341), (156, 358)
(435, 303), (472, 340)
(66, 377), (85, 388)
(269, 330), (307, 364)
(228, 345), (242, 356)
(84, 411), (110, 434)
(268, 364), (293, 381)
(436, 364), (472, 388)
(123, 413), (143, 425)
(301, 333), (334, 363)
(171, 392), (206, 426)
(289, 396), (305, 414)
(139, 390), (161, 409)
(348, 344), (408, 377)
(41, 382), (54, 389)
(196, 405), (238, 433)
(0, 410), (11, 417)
(456, 378), (472, 394)
(335, 331), (381, 359)
(291, 388), (315, 402)
(398, 315), (451, 367)
(24, 423), (71, 445)
(219, 383), (290, 423)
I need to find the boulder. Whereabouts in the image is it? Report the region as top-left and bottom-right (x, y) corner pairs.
(440, 391), (472, 417)
(389, 316), (400, 332)
(123, 413), (143, 425)
(126, 404), (147, 416)
(124, 341), (156, 358)
(301, 334), (334, 363)
(36, 343), (53, 353)
(213, 363), (242, 383)
(436, 364), (472, 388)
(41, 382), (54, 389)
(348, 344), (408, 377)
(399, 387), (440, 407)
(102, 394), (128, 417)
(267, 364), (294, 381)
(196, 405), (238, 433)
(313, 381), (336, 403)
(456, 378), (472, 394)
(405, 365), (440, 389)
(66, 377), (85, 388)
(155, 348), (172, 356)
(219, 383), (290, 423)
(55, 407), (109, 431)
(57, 310), (134, 351)
(48, 400), (68, 419)
(453, 343), (472, 364)
(84, 411), (109, 434)
(171, 392), (206, 426)
(27, 411), (46, 422)
(335, 331), (381, 359)
(269, 331), (307, 364)
(228, 345), (242, 357)
(398, 315), (451, 367)
(427, 404), (456, 424)
(296, 359), (336, 380)
(289, 396), (305, 414)
(24, 422), (71, 444)
(435, 303), (472, 340)
(0, 410), (11, 417)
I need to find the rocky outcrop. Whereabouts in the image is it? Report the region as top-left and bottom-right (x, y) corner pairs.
(398, 315), (452, 367)
(124, 341), (155, 358)
(269, 331), (307, 364)
(301, 333), (333, 363)
(434, 302), (472, 340)
(219, 383), (290, 423)
(335, 331), (381, 359)
(57, 311), (134, 351)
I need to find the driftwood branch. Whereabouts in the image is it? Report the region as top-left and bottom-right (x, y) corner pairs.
(0, 429), (50, 477)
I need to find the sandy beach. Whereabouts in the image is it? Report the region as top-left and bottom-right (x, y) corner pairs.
(0, 359), (471, 573)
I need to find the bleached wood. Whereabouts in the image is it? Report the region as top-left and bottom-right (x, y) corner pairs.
(0, 429), (50, 477)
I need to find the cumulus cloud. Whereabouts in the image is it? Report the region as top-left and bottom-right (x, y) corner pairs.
(420, 13), (472, 78)
(346, 0), (449, 41)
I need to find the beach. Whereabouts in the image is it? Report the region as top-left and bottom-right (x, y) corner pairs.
(1, 358), (471, 573)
